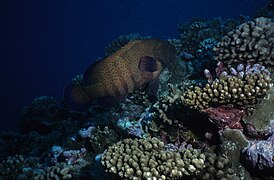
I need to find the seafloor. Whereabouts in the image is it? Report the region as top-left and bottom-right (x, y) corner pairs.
(1, 5), (274, 180)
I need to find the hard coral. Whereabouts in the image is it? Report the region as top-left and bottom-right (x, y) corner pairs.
(88, 126), (119, 154)
(19, 96), (61, 134)
(101, 138), (206, 179)
(214, 17), (274, 67)
(101, 137), (240, 179)
(22, 96), (59, 118)
(148, 84), (192, 143)
(71, 74), (84, 85)
(183, 63), (273, 110)
(243, 87), (274, 132)
(34, 162), (74, 180)
(177, 18), (238, 61)
(0, 155), (37, 179)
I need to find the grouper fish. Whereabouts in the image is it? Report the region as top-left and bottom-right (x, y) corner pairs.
(64, 39), (176, 111)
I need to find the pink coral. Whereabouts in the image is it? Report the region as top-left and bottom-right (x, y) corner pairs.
(202, 107), (245, 130)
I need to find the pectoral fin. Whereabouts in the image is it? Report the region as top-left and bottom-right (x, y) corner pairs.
(138, 56), (158, 72)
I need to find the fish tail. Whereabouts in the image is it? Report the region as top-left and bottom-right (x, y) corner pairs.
(63, 84), (92, 112)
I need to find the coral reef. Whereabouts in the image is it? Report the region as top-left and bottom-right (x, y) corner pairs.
(168, 18), (239, 80)
(33, 161), (89, 180)
(87, 126), (119, 154)
(19, 96), (61, 134)
(0, 132), (28, 161)
(0, 155), (38, 179)
(177, 18), (239, 60)
(202, 107), (245, 129)
(148, 84), (191, 143)
(183, 63), (273, 110)
(101, 137), (241, 179)
(243, 87), (274, 132)
(220, 129), (249, 163)
(116, 117), (147, 138)
(198, 38), (218, 54)
(242, 121), (274, 175)
(71, 74), (84, 86)
(3, 15), (274, 180)
(167, 38), (183, 57)
(51, 146), (87, 165)
(21, 96), (60, 118)
(214, 17), (274, 67)
(101, 138), (206, 179)
(34, 162), (74, 179)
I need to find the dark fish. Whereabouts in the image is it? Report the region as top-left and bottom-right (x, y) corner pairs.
(64, 39), (176, 111)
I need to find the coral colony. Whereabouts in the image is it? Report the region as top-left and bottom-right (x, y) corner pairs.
(1, 16), (274, 179)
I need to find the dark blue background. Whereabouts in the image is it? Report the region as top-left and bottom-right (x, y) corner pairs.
(1, 0), (270, 131)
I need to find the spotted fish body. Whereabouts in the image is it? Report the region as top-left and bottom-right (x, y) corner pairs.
(64, 39), (176, 111)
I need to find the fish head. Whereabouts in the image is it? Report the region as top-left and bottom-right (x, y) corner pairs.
(152, 40), (176, 70)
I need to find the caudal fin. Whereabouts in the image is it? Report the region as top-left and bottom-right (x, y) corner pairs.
(63, 84), (92, 112)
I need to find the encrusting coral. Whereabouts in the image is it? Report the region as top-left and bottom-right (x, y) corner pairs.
(242, 121), (274, 175)
(243, 87), (274, 132)
(214, 17), (274, 67)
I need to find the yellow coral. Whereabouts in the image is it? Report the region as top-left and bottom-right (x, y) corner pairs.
(183, 70), (272, 109)
(101, 138), (206, 179)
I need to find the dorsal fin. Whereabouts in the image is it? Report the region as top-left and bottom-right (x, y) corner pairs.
(138, 56), (157, 72)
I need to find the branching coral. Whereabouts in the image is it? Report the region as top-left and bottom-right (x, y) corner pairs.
(19, 96), (61, 134)
(101, 138), (206, 179)
(148, 84), (195, 143)
(214, 17), (274, 67)
(101, 137), (239, 179)
(34, 162), (75, 180)
(34, 146), (90, 179)
(22, 96), (59, 118)
(0, 155), (26, 178)
(183, 63), (273, 109)
(71, 74), (84, 86)
(177, 18), (238, 60)
(0, 155), (39, 179)
(88, 126), (119, 153)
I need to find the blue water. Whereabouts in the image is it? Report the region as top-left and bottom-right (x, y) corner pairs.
(1, 0), (270, 131)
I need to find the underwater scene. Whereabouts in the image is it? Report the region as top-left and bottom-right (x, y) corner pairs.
(2, 0), (274, 179)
